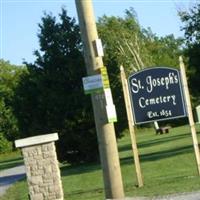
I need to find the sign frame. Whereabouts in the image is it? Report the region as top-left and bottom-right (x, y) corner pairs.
(128, 67), (187, 124)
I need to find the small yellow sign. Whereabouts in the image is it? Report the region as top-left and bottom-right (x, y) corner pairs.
(100, 67), (110, 89)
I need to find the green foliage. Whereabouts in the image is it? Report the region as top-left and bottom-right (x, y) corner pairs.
(7, 7), (183, 162)
(143, 33), (183, 68)
(97, 8), (183, 132)
(179, 4), (200, 106)
(14, 9), (98, 163)
(0, 132), (12, 153)
(0, 60), (24, 150)
(98, 9), (146, 74)
(0, 99), (18, 142)
(98, 8), (182, 73)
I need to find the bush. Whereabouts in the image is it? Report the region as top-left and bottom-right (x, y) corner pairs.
(0, 132), (12, 153)
(56, 118), (99, 164)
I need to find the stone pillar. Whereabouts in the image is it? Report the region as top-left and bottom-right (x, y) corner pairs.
(15, 133), (64, 200)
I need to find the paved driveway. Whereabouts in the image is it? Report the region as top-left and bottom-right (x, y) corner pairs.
(0, 165), (26, 196)
(111, 192), (200, 200)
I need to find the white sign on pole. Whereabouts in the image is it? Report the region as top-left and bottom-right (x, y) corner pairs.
(82, 69), (117, 123)
(104, 88), (114, 105)
(104, 88), (117, 122)
(82, 74), (103, 94)
(106, 104), (117, 123)
(94, 38), (104, 57)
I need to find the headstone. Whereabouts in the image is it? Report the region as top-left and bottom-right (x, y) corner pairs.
(196, 105), (200, 123)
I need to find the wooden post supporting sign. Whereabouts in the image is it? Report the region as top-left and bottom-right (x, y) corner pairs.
(120, 65), (144, 187)
(179, 56), (200, 175)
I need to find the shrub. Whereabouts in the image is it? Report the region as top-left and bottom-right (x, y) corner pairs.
(0, 132), (12, 153)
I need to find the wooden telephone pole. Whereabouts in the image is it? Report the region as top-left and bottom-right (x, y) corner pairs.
(75, 0), (124, 199)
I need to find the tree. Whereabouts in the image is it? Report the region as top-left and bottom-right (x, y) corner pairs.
(143, 33), (183, 68)
(179, 3), (200, 106)
(97, 9), (148, 132)
(14, 9), (98, 163)
(0, 60), (24, 152)
(98, 9), (146, 74)
(97, 8), (183, 130)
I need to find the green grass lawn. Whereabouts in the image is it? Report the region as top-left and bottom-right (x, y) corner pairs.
(1, 124), (200, 200)
(0, 151), (23, 171)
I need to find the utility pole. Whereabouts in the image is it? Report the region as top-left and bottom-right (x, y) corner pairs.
(75, 0), (124, 199)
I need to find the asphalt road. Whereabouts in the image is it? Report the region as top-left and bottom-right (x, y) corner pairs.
(0, 165), (26, 196)
(109, 192), (200, 200)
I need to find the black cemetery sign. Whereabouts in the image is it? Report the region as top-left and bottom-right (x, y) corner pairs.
(128, 67), (186, 124)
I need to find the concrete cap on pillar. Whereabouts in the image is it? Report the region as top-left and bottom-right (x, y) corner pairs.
(15, 133), (58, 148)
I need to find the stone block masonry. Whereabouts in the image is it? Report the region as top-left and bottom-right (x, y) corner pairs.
(15, 133), (64, 200)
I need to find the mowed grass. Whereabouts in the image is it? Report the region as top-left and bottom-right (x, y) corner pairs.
(0, 151), (23, 171)
(1, 124), (200, 200)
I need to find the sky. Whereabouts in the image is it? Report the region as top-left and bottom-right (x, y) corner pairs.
(0, 0), (197, 66)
